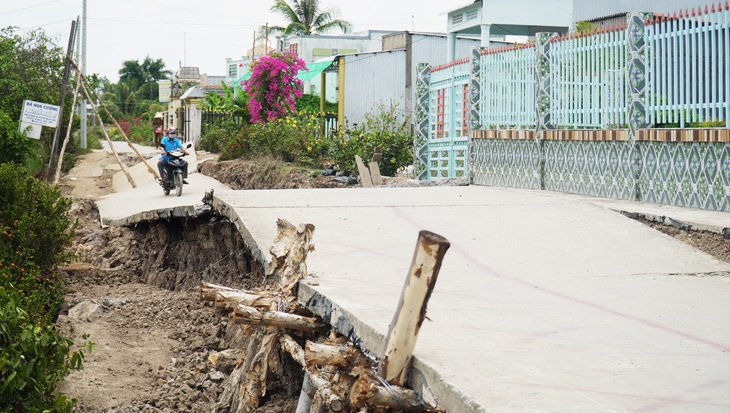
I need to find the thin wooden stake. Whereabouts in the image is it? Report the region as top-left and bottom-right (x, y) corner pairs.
(54, 74), (82, 184)
(377, 230), (450, 386)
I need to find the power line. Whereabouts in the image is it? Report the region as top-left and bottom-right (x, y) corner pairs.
(89, 17), (261, 28)
(0, 0), (60, 16)
(20, 18), (74, 31)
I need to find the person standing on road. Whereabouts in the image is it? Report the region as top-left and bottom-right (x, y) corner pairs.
(157, 128), (189, 184)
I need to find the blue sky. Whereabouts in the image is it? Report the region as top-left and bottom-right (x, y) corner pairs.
(2, 0), (454, 82)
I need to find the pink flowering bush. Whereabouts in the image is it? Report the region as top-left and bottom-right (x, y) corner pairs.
(244, 52), (306, 123)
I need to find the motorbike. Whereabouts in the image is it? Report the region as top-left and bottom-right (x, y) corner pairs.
(161, 143), (192, 197)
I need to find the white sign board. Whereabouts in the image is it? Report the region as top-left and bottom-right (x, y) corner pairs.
(18, 122), (42, 140)
(21, 100), (60, 127)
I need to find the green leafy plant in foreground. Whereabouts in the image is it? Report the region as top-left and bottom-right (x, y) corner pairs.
(0, 164), (91, 412)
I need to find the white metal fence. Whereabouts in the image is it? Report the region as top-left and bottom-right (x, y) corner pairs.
(646, 7), (730, 127)
(472, 5), (729, 129)
(479, 45), (536, 129)
(550, 28), (628, 128)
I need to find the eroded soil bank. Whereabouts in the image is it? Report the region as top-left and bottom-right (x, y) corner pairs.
(59, 200), (299, 412)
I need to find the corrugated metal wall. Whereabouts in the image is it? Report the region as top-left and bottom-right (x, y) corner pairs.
(343, 50), (407, 126)
(343, 35), (479, 126)
(573, 0), (715, 22)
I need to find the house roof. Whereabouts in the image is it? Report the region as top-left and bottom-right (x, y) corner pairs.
(180, 85), (205, 100)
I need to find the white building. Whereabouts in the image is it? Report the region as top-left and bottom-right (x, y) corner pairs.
(446, 0), (717, 60)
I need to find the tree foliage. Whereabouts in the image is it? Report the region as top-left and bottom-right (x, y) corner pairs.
(0, 27), (64, 166)
(103, 56), (171, 118)
(118, 56), (171, 91)
(270, 0), (351, 35)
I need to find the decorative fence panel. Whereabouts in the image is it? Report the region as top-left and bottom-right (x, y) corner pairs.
(479, 45), (536, 129)
(646, 7), (730, 127)
(550, 28), (628, 129)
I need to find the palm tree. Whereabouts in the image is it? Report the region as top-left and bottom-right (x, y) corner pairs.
(118, 56), (172, 90)
(270, 0), (351, 36)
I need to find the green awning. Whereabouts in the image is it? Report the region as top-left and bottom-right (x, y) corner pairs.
(233, 58), (334, 87)
(296, 59), (334, 81)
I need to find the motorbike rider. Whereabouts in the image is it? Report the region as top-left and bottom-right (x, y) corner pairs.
(157, 128), (189, 185)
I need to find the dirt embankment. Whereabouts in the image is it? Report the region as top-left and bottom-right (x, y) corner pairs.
(56, 153), (729, 413)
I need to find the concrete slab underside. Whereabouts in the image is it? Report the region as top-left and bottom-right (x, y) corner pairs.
(212, 186), (730, 413)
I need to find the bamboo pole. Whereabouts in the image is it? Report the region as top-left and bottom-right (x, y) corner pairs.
(54, 74), (82, 184)
(70, 60), (161, 179)
(378, 230), (450, 386)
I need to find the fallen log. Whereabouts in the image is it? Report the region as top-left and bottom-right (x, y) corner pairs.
(305, 341), (368, 370)
(200, 281), (238, 301)
(350, 374), (441, 412)
(279, 334), (305, 367)
(232, 304), (326, 332)
(215, 290), (287, 311)
(312, 383), (345, 412)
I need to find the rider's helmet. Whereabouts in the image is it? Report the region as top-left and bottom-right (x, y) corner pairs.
(168, 128), (178, 136)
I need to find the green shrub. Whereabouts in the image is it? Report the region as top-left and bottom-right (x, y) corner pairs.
(220, 113), (324, 164)
(295, 94), (337, 114)
(0, 164), (74, 274)
(0, 164), (90, 412)
(0, 112), (35, 166)
(330, 103), (413, 176)
(200, 120), (243, 154)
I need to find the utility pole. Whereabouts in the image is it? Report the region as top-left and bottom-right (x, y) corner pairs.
(80, 0), (87, 148)
(48, 18), (79, 180)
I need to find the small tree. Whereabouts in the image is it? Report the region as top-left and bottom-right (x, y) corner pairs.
(244, 52), (306, 123)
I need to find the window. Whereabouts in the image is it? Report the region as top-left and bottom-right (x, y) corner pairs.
(289, 43), (299, 56)
(452, 13), (463, 25)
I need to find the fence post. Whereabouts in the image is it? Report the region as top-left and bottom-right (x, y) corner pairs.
(626, 13), (651, 201)
(414, 63), (431, 180)
(534, 32), (556, 190)
(468, 48), (483, 184)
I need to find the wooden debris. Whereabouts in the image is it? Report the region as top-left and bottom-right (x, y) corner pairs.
(378, 230), (450, 386)
(355, 155), (373, 187)
(200, 221), (447, 412)
(350, 374), (436, 412)
(232, 304), (326, 331)
(200, 281), (238, 301)
(267, 219), (315, 295)
(305, 341), (369, 370)
(369, 161), (383, 186)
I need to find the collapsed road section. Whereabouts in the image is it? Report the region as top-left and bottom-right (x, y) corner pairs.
(95, 182), (730, 413)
